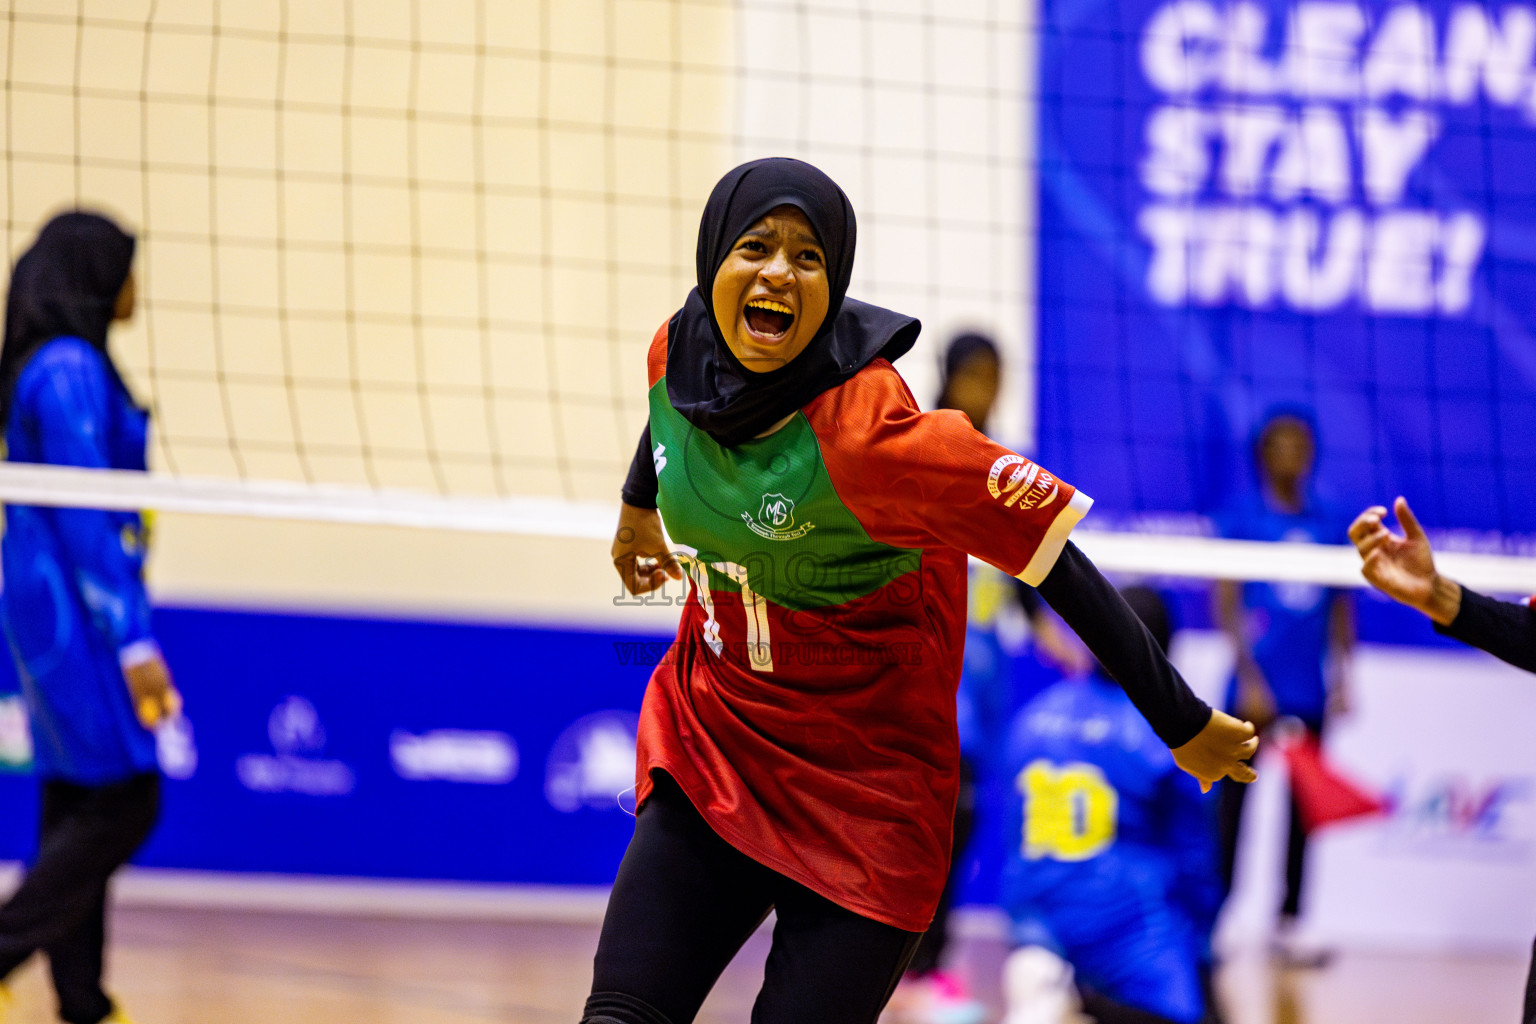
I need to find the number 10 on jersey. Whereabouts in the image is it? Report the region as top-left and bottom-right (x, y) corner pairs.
(1019, 759), (1118, 862)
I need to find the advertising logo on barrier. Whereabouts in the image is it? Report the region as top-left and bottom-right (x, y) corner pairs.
(1378, 771), (1536, 859)
(236, 695), (356, 796)
(0, 694), (32, 772)
(390, 729), (518, 784)
(1037, 0), (1536, 537)
(545, 710), (639, 813)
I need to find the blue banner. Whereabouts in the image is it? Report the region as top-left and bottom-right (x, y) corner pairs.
(1037, 0), (1536, 544)
(0, 606), (660, 885)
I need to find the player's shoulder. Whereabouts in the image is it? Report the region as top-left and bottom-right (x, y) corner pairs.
(1304, 492), (1352, 541)
(843, 357), (918, 404)
(17, 336), (109, 398)
(1212, 489), (1268, 540)
(803, 357), (919, 429)
(646, 318), (671, 388)
(27, 335), (102, 373)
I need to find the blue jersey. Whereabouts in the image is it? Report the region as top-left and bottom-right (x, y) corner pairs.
(1216, 491), (1349, 724)
(1000, 676), (1219, 1024)
(2, 336), (157, 783)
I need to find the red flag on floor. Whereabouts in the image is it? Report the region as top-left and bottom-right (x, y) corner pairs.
(1276, 730), (1386, 832)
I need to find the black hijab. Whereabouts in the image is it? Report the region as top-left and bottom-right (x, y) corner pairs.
(0, 211), (137, 427)
(936, 331), (1000, 409)
(665, 158), (920, 446)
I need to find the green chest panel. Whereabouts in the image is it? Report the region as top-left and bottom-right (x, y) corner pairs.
(647, 378), (920, 610)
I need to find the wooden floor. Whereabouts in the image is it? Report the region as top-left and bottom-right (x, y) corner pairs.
(1, 905), (1525, 1024)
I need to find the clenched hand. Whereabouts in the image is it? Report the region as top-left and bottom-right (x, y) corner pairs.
(1171, 709), (1259, 793)
(613, 502), (684, 596)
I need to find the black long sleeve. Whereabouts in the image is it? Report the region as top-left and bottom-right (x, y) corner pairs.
(621, 422), (659, 509)
(1012, 576), (1043, 618)
(1035, 541), (1213, 748)
(1435, 586), (1536, 674)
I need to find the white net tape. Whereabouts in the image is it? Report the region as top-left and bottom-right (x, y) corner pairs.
(6, 462), (1533, 593)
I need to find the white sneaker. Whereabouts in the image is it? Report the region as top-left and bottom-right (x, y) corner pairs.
(1002, 946), (1077, 1024)
(1271, 919), (1334, 970)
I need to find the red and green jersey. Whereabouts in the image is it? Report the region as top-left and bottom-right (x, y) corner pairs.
(635, 321), (1092, 931)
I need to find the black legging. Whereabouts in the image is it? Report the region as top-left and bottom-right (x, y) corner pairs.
(1218, 719), (1324, 920)
(582, 772), (923, 1024)
(905, 755), (976, 977)
(0, 772), (159, 1024)
(1523, 937), (1536, 1024)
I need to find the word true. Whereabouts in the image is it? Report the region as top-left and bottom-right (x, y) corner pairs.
(613, 640), (926, 668)
(1129, 1), (1524, 316)
(1140, 204), (1483, 313)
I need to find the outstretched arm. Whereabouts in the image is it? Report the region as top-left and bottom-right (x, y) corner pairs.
(1037, 542), (1258, 790)
(1012, 578), (1094, 676)
(1351, 496), (1536, 674)
(1349, 496), (1460, 624)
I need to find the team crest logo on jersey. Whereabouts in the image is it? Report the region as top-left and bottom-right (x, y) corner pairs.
(987, 454), (1059, 511)
(743, 492), (815, 541)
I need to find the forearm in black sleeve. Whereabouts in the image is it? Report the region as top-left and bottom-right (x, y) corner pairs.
(1012, 576), (1043, 618)
(1035, 541), (1212, 748)
(620, 422), (658, 509)
(1435, 586), (1536, 674)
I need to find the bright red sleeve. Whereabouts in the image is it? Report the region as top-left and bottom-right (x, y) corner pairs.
(803, 359), (1093, 585)
(647, 320), (669, 388)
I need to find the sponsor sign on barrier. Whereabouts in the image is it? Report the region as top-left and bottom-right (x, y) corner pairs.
(0, 607), (654, 885)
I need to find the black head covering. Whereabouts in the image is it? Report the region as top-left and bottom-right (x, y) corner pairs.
(936, 331), (1000, 409)
(1251, 403), (1319, 465)
(0, 211), (136, 427)
(665, 158), (920, 446)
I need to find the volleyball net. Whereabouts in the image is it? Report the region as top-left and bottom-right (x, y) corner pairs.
(2, 0), (1534, 595)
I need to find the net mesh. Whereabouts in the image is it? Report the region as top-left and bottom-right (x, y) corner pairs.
(0, 0), (1030, 502)
(3, 0), (1535, 594)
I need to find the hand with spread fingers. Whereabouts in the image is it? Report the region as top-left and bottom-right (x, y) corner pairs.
(1348, 496), (1461, 626)
(1170, 708), (1260, 793)
(612, 502), (684, 597)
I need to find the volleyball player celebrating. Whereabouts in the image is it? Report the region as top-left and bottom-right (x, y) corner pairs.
(591, 158), (1257, 1024)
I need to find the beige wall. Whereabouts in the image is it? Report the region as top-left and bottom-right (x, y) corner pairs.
(1, 0), (1034, 624)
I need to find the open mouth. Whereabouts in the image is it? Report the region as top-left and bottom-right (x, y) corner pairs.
(744, 298), (794, 338)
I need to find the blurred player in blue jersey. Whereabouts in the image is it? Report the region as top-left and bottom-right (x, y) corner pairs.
(1213, 409), (1354, 965)
(999, 586), (1222, 1024)
(0, 212), (179, 1024)
(887, 333), (1091, 1024)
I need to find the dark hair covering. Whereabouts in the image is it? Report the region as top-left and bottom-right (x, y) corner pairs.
(664, 158), (921, 446)
(935, 331), (999, 410)
(1250, 402), (1318, 471)
(0, 211), (136, 427)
